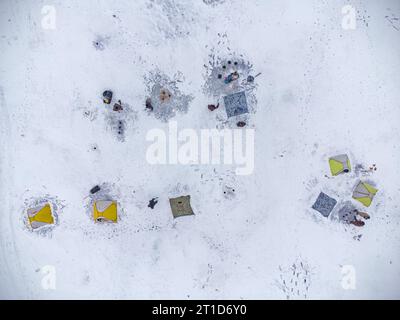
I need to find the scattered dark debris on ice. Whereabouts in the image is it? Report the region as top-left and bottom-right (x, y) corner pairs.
(275, 259), (313, 299)
(385, 11), (400, 31)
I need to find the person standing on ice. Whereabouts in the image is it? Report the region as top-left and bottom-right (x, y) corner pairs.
(208, 103), (219, 111)
(145, 98), (153, 111)
(224, 71), (239, 84)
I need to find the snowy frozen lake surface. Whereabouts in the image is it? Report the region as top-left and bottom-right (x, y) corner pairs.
(0, 0), (399, 299)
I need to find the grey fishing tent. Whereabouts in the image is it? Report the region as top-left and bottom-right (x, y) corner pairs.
(224, 91), (249, 118)
(312, 192), (337, 217)
(169, 195), (194, 218)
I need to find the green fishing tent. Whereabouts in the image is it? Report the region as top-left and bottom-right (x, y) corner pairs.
(352, 181), (378, 207)
(329, 154), (351, 176)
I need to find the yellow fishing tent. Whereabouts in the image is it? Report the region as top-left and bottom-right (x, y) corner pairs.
(27, 203), (54, 229)
(93, 200), (118, 222)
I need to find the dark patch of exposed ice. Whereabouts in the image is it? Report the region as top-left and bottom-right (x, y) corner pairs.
(92, 35), (110, 51)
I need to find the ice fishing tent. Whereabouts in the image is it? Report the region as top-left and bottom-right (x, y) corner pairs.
(311, 192), (337, 217)
(93, 200), (118, 222)
(329, 154), (351, 176)
(352, 181), (377, 207)
(169, 195), (194, 218)
(224, 91), (249, 118)
(27, 203), (54, 229)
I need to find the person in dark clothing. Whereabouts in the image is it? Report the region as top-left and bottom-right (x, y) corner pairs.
(90, 185), (101, 194)
(145, 98), (153, 111)
(148, 197), (158, 209)
(208, 103), (219, 111)
(247, 75), (255, 83)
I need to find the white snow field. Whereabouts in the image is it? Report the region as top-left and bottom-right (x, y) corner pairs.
(1, 0), (400, 299)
